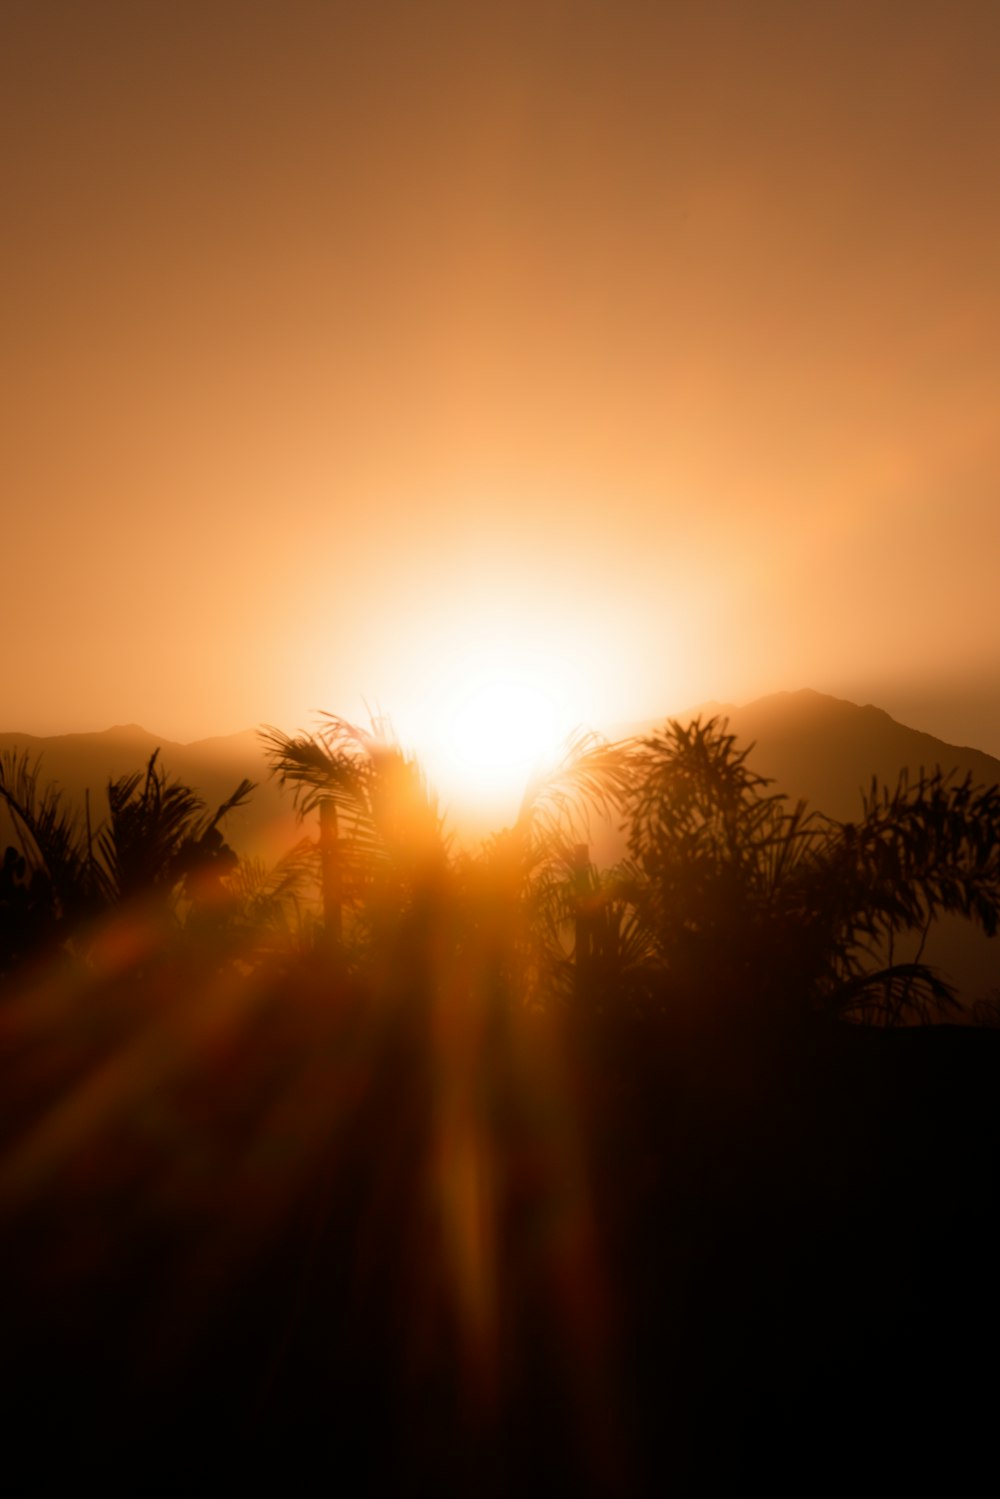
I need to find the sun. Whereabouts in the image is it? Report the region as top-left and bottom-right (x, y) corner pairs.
(402, 652), (581, 826)
(447, 677), (559, 776)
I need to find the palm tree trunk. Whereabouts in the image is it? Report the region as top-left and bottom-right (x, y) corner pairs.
(318, 799), (343, 943)
(573, 842), (594, 1004)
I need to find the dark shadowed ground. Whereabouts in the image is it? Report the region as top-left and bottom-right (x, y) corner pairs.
(2, 987), (997, 1494)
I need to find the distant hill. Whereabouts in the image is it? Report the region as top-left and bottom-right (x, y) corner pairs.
(687, 688), (1000, 821)
(3, 692), (1000, 1004)
(615, 688), (1000, 816)
(0, 725), (298, 862)
(6, 689), (1000, 864)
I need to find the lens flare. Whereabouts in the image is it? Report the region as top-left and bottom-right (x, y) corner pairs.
(404, 657), (580, 827)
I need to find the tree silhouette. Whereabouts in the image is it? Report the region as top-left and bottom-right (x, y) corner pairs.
(0, 749), (99, 941)
(622, 716), (1000, 1025)
(97, 751), (254, 907)
(259, 714), (449, 961)
(461, 729), (636, 1008)
(3, 713), (999, 1026)
(0, 749), (254, 964)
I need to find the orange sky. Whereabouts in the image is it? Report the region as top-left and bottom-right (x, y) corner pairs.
(3, 0), (999, 754)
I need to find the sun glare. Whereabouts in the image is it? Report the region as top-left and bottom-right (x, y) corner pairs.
(448, 678), (559, 774)
(402, 651), (584, 826)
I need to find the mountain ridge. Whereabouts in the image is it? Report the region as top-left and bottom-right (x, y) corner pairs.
(4, 686), (1000, 857)
(614, 688), (1000, 820)
(3, 689), (999, 1002)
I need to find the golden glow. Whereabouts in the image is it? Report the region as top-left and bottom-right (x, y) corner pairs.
(402, 648), (588, 823)
(448, 676), (557, 771)
(4, 6), (997, 752)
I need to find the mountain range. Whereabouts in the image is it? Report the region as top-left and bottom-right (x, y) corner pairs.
(0, 724), (297, 864)
(3, 690), (999, 1003)
(630, 687), (1000, 821)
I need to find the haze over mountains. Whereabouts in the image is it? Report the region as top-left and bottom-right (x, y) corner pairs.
(637, 688), (1000, 823)
(3, 689), (1000, 1006)
(0, 724), (295, 863)
(4, 688), (1000, 851)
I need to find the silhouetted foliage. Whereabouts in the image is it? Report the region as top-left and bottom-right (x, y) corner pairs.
(98, 751), (254, 906)
(0, 749), (254, 967)
(0, 843), (58, 973)
(622, 717), (1000, 1025)
(0, 749), (99, 940)
(2, 710), (1000, 1491)
(260, 714), (450, 967)
(5, 715), (1000, 1024)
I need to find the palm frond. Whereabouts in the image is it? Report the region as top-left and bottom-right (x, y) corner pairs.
(0, 750), (96, 920)
(518, 728), (636, 851)
(203, 778), (257, 834)
(259, 722), (370, 825)
(229, 837), (319, 940)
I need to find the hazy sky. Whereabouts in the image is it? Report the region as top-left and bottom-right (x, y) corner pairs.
(3, 0), (999, 753)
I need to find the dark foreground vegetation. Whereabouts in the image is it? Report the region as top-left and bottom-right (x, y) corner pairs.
(2, 717), (999, 1491)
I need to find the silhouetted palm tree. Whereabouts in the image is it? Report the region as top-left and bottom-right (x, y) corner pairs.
(471, 729), (637, 1007)
(822, 766), (1000, 1021)
(0, 749), (254, 961)
(0, 750), (99, 939)
(98, 751), (254, 907)
(623, 716), (1000, 1025)
(259, 714), (448, 957)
